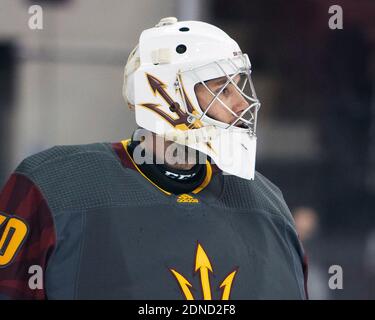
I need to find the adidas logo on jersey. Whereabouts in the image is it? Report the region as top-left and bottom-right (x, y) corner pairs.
(176, 194), (199, 203)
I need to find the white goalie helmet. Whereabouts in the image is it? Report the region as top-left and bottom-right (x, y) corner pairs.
(123, 17), (261, 180)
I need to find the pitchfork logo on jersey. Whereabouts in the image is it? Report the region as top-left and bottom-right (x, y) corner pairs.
(169, 242), (238, 300)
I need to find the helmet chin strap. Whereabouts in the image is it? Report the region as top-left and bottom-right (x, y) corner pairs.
(163, 126), (219, 145)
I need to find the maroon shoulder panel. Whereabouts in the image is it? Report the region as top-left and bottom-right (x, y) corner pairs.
(111, 142), (136, 170)
(0, 173), (56, 300)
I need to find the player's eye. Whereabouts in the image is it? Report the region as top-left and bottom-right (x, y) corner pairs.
(215, 86), (229, 96)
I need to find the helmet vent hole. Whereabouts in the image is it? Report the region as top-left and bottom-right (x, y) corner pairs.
(176, 44), (187, 54)
(179, 27), (189, 32)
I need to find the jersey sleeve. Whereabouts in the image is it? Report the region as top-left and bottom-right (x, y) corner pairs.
(0, 173), (56, 300)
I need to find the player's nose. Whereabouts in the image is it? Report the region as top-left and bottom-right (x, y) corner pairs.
(232, 92), (249, 115)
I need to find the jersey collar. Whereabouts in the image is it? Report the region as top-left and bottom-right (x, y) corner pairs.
(112, 139), (214, 196)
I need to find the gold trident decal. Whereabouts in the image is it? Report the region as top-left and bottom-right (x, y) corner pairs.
(170, 243), (238, 300)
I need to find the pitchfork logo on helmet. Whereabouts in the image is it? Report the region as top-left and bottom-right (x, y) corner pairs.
(123, 17), (261, 180)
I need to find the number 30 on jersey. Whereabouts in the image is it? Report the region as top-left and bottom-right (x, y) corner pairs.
(0, 212), (29, 267)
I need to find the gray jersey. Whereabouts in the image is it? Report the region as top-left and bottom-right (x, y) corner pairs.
(1, 141), (307, 299)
